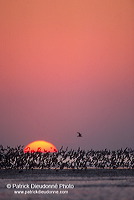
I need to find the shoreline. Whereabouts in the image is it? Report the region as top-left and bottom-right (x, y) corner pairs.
(0, 168), (134, 179)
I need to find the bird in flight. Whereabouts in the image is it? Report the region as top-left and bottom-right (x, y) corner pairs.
(77, 132), (82, 137)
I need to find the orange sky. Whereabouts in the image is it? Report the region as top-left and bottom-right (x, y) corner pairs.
(0, 0), (134, 149)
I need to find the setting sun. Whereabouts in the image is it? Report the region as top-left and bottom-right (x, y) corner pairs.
(24, 140), (57, 153)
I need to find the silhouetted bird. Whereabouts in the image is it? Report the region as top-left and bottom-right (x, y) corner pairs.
(77, 132), (82, 137)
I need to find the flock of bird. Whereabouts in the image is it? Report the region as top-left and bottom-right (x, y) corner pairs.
(0, 145), (134, 170)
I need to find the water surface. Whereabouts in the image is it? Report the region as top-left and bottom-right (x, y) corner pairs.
(0, 169), (134, 200)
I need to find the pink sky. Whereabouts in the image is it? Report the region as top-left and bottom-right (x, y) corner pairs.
(0, 0), (134, 149)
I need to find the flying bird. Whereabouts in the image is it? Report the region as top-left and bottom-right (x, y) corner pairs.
(77, 132), (82, 137)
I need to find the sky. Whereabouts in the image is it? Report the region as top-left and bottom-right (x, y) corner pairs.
(0, 0), (134, 150)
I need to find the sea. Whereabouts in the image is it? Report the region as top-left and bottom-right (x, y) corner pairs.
(0, 169), (134, 200)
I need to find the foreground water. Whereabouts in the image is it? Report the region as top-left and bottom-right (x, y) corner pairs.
(0, 169), (134, 200)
